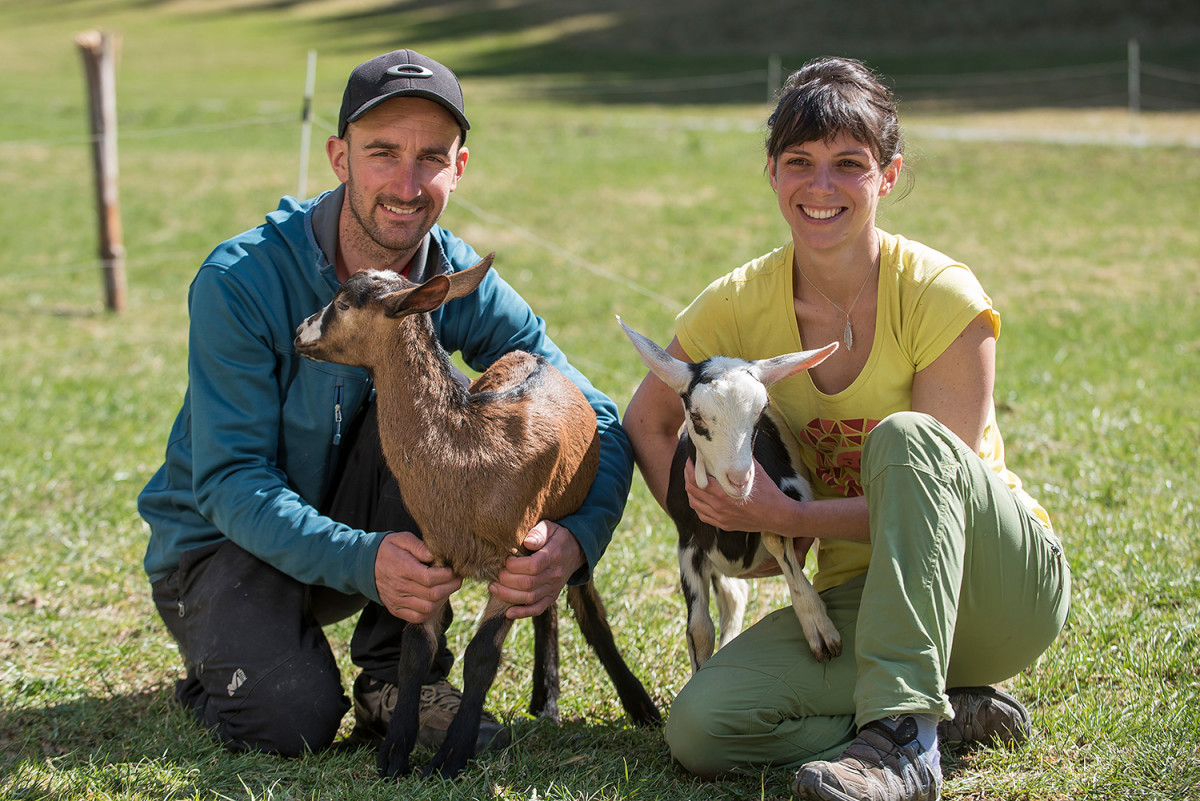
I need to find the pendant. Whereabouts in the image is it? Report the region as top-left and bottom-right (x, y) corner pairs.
(843, 319), (854, 351)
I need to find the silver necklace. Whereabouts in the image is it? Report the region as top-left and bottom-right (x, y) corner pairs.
(796, 262), (876, 351)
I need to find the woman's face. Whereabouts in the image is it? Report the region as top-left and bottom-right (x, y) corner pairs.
(768, 130), (901, 255)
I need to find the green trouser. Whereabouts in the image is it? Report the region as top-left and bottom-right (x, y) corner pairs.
(664, 411), (1071, 777)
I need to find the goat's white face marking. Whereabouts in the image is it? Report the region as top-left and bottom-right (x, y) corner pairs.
(295, 308), (325, 345)
(295, 269), (409, 350)
(618, 318), (838, 501)
(687, 363), (770, 499)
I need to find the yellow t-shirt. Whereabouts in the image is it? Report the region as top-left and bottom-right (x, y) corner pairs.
(675, 230), (1052, 592)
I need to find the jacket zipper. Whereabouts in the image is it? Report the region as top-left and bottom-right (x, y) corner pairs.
(332, 377), (344, 445)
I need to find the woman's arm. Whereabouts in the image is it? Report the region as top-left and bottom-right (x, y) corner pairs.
(911, 311), (996, 453)
(683, 458), (872, 545)
(623, 336), (689, 510)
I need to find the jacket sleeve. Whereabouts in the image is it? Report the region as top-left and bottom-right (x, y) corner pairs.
(185, 262), (386, 600)
(434, 236), (634, 584)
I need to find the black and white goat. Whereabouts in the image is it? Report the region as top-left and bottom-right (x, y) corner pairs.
(620, 319), (842, 671)
(295, 255), (659, 780)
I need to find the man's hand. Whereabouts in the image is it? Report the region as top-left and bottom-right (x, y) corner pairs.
(490, 520), (584, 620)
(374, 531), (462, 624)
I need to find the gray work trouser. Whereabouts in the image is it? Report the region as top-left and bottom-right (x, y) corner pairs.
(151, 399), (452, 756)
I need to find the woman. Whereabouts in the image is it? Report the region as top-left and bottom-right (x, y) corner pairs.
(623, 57), (1070, 801)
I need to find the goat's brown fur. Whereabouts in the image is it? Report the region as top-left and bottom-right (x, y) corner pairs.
(294, 254), (657, 780)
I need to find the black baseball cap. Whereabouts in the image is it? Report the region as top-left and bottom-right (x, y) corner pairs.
(337, 49), (470, 139)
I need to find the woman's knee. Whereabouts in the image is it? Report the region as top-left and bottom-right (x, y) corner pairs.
(665, 677), (737, 779)
(863, 411), (938, 466)
(862, 411), (970, 490)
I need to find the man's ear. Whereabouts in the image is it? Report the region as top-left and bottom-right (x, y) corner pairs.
(327, 135), (350, 184)
(450, 144), (468, 189)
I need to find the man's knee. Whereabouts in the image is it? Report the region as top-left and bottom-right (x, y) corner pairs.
(208, 651), (349, 757)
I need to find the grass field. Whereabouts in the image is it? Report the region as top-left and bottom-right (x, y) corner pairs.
(2, 2), (1199, 799)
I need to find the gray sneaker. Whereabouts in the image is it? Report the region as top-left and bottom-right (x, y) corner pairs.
(938, 685), (1030, 750)
(792, 716), (942, 801)
(351, 673), (511, 752)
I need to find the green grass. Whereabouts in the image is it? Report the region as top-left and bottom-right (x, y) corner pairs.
(2, 2), (1199, 799)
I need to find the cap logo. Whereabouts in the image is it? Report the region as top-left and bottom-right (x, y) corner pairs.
(385, 64), (435, 79)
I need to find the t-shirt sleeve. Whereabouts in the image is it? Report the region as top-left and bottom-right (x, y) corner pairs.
(674, 272), (742, 362)
(907, 263), (1000, 372)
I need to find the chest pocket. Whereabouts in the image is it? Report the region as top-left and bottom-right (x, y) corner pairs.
(277, 355), (371, 503)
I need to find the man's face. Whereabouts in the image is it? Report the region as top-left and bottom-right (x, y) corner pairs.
(328, 97), (467, 268)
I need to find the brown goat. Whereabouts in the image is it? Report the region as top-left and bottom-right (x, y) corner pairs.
(295, 254), (659, 779)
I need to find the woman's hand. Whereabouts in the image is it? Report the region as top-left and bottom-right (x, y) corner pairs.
(683, 457), (798, 536)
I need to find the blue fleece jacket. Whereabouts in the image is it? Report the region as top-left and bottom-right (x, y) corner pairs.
(138, 189), (633, 603)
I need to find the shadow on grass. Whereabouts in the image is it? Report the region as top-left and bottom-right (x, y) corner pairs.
(21, 0), (1200, 110)
(0, 686), (374, 798)
(0, 688), (700, 799)
(295, 0), (1200, 110)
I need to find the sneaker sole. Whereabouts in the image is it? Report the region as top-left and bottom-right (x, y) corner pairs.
(792, 771), (858, 801)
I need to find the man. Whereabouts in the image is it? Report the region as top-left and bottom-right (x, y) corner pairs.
(138, 49), (633, 757)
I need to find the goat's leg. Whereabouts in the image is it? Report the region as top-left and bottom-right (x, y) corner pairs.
(378, 605), (446, 780)
(528, 602), (561, 722)
(680, 542), (717, 672)
(423, 595), (514, 779)
(566, 582), (661, 726)
(712, 572), (749, 649)
(762, 534), (841, 662)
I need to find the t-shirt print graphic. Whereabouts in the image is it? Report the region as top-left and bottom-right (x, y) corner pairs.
(799, 417), (881, 497)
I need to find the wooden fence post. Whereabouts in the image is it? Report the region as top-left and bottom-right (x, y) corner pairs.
(76, 30), (126, 313)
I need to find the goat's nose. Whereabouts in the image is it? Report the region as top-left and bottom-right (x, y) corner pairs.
(726, 469), (752, 497)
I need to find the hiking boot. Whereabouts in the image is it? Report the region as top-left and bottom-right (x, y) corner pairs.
(938, 685), (1031, 750)
(351, 673), (511, 752)
(792, 716), (942, 801)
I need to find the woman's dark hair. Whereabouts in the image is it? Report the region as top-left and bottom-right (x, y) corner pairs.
(766, 57), (904, 168)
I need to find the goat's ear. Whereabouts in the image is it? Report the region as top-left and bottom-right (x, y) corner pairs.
(617, 316), (694, 394)
(443, 252), (495, 304)
(750, 341), (839, 387)
(381, 276), (451, 318)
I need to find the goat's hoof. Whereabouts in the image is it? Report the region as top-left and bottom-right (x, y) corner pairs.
(632, 700), (664, 728)
(812, 637), (843, 663)
(806, 625), (843, 663)
(378, 763), (412, 782)
(421, 755), (468, 780)
(377, 741), (414, 781)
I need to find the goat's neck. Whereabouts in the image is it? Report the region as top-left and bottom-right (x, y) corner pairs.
(369, 313), (472, 472)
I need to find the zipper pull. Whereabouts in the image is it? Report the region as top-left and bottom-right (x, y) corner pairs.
(332, 379), (344, 445)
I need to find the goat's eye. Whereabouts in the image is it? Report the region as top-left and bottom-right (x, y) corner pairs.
(336, 301), (350, 311)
